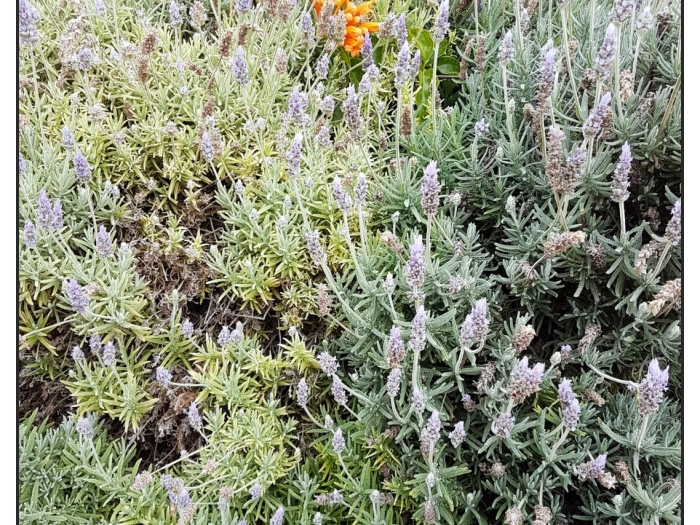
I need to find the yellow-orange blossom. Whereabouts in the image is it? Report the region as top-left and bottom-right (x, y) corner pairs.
(312, 0), (380, 57)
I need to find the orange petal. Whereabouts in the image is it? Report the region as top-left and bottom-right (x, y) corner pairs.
(361, 21), (380, 32)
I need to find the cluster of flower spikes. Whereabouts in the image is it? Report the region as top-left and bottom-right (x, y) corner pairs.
(312, 0), (380, 56)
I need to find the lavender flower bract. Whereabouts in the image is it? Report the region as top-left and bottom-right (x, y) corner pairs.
(395, 42), (410, 88)
(37, 189), (52, 230)
(297, 378), (309, 407)
(95, 225), (112, 258)
(405, 237), (425, 300)
(636, 7), (654, 32)
(507, 356), (545, 404)
(71, 346), (85, 360)
(664, 200), (681, 246)
(449, 421), (466, 447)
(270, 506), (285, 525)
(169, 1), (183, 26)
(493, 413), (515, 438)
(331, 375), (348, 405)
(341, 85), (363, 139)
(156, 366), (172, 388)
(24, 221), (37, 248)
(409, 306), (428, 355)
(317, 351), (338, 376)
(19, 0), (41, 45)
(595, 24), (617, 78)
(332, 177), (353, 212)
(355, 174), (368, 206)
(51, 200), (63, 229)
(393, 13), (407, 46)
(76, 416), (94, 439)
(361, 36), (374, 68)
(583, 92), (612, 138)
(577, 454), (607, 481)
(188, 402), (203, 428)
(332, 428), (346, 453)
(637, 358), (669, 416)
(236, 0), (251, 12)
(411, 388), (426, 414)
(64, 278), (89, 314)
(424, 410), (441, 442)
(231, 46), (249, 86)
(498, 29), (514, 63)
(62, 127), (75, 150)
(305, 230), (327, 266)
(288, 86), (309, 124)
(287, 133), (303, 177)
(432, 0), (450, 43)
(387, 368), (402, 398)
(89, 334), (102, 354)
(421, 160), (441, 217)
(182, 318), (194, 338)
(558, 379), (581, 430)
(200, 131), (215, 163)
(474, 118), (490, 137)
(102, 341), (116, 366)
(386, 326), (405, 368)
(73, 148), (92, 184)
(316, 53), (330, 79)
(249, 482), (262, 500)
(611, 142), (632, 203)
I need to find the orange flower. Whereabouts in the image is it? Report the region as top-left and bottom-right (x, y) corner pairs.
(312, 0), (380, 57)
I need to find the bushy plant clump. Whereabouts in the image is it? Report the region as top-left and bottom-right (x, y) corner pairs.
(19, 0), (680, 524)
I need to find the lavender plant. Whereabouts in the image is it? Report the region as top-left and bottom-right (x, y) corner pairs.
(19, 0), (680, 523)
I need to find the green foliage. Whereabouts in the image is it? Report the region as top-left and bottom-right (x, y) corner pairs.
(20, 412), (140, 524)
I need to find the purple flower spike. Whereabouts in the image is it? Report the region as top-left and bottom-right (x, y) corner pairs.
(421, 160), (441, 217)
(493, 413), (515, 438)
(169, 1), (183, 26)
(498, 29), (514, 63)
(231, 46), (249, 86)
(361, 36), (374, 68)
(405, 236), (425, 300)
(316, 53), (330, 79)
(102, 340), (116, 366)
(395, 41), (410, 88)
(95, 225), (112, 258)
(62, 127), (75, 150)
(19, 0), (41, 45)
(433, 0), (450, 42)
(37, 189), (52, 230)
(73, 148), (92, 183)
(595, 23), (617, 78)
(637, 358), (670, 416)
(611, 142), (632, 203)
(188, 401), (203, 428)
(558, 379), (581, 430)
(24, 220), (37, 248)
(155, 366), (172, 388)
(507, 356), (545, 404)
(76, 416), (94, 439)
(333, 177), (353, 212)
(286, 133), (303, 177)
(583, 92), (612, 138)
(409, 306), (428, 355)
(470, 298), (489, 342)
(51, 200), (63, 229)
(386, 326), (405, 368)
(64, 278), (89, 314)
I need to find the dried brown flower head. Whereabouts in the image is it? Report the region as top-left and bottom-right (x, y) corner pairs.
(544, 231), (587, 259)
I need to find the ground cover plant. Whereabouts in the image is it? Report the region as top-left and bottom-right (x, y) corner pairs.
(19, 0), (680, 523)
